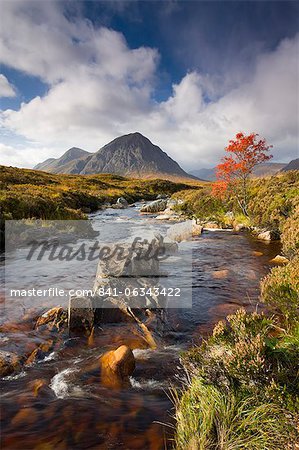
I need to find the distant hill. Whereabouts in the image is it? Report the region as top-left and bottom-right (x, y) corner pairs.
(34, 132), (198, 180)
(190, 162), (290, 181)
(280, 158), (299, 172)
(34, 147), (91, 173)
(189, 167), (216, 181)
(251, 163), (287, 177)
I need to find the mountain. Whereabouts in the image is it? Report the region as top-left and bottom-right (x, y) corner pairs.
(34, 147), (91, 173)
(190, 162), (289, 181)
(280, 158), (299, 172)
(251, 163), (287, 177)
(34, 133), (197, 180)
(189, 168), (216, 181)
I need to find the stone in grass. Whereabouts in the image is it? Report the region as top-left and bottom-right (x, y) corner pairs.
(270, 254), (289, 264)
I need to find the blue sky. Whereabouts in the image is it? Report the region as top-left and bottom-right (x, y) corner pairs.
(0, 1), (298, 169)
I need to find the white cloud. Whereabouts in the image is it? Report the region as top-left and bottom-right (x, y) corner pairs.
(0, 1), (298, 170)
(0, 143), (58, 168)
(0, 74), (16, 98)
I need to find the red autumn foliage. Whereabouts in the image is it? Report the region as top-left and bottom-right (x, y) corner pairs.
(212, 132), (273, 215)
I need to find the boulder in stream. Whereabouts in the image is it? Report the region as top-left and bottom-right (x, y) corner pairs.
(117, 197), (129, 207)
(257, 230), (279, 241)
(140, 199), (167, 213)
(100, 345), (135, 387)
(35, 306), (67, 331)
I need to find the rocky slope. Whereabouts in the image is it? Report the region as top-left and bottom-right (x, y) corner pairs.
(34, 147), (91, 173)
(280, 158), (299, 172)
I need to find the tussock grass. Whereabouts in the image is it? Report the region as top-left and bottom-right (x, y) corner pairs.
(174, 379), (290, 450)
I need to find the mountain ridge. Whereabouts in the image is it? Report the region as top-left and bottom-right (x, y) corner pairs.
(189, 161), (297, 181)
(34, 147), (91, 173)
(34, 132), (197, 180)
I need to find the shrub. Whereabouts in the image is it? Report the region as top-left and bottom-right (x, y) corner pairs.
(182, 309), (299, 410)
(281, 205), (299, 258)
(261, 257), (299, 326)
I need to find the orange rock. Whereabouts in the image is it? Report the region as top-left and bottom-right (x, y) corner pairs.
(212, 269), (229, 279)
(100, 345), (135, 388)
(25, 339), (54, 365)
(25, 348), (42, 366)
(39, 339), (54, 353)
(87, 327), (95, 347)
(270, 255), (289, 264)
(29, 379), (47, 397)
(35, 307), (64, 330)
(252, 251), (263, 256)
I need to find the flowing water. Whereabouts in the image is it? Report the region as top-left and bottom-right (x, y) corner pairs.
(0, 205), (281, 450)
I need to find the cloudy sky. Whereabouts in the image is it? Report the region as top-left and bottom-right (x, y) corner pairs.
(0, 0), (298, 171)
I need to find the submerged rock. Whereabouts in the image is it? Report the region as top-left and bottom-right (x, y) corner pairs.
(25, 339), (54, 366)
(11, 407), (39, 426)
(0, 351), (22, 377)
(212, 269), (229, 279)
(35, 306), (66, 331)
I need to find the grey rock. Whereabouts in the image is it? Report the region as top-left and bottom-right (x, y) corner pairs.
(116, 197), (129, 207)
(140, 199), (167, 213)
(257, 230), (279, 241)
(156, 194), (168, 200)
(68, 296), (94, 334)
(167, 221), (193, 242)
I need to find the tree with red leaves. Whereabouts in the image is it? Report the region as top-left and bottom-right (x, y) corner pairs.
(212, 132), (272, 216)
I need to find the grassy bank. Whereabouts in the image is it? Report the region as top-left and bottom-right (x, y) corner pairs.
(173, 171), (299, 449)
(0, 165), (199, 221)
(172, 171), (299, 235)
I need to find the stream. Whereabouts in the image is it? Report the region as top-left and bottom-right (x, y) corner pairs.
(0, 204), (281, 449)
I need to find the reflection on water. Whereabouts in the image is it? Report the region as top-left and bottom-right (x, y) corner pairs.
(0, 205), (281, 449)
